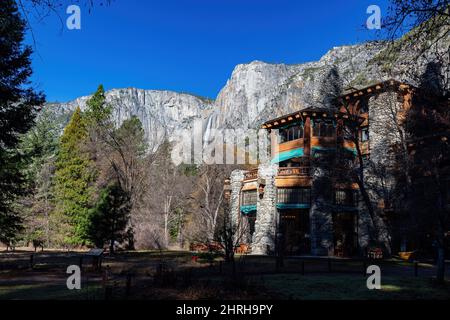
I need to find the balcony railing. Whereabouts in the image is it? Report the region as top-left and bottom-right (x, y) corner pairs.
(278, 167), (311, 177)
(244, 169), (258, 181)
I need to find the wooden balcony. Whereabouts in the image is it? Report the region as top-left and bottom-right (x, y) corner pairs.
(244, 169), (258, 181)
(278, 167), (311, 177)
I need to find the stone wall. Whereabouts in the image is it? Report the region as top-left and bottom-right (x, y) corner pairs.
(252, 163), (278, 255)
(309, 167), (334, 256)
(361, 90), (403, 254)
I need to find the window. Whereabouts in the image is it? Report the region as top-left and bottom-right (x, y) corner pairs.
(280, 125), (304, 143)
(313, 119), (335, 137)
(335, 190), (358, 207)
(359, 99), (369, 113)
(277, 188), (311, 204)
(241, 190), (257, 206)
(360, 127), (369, 142)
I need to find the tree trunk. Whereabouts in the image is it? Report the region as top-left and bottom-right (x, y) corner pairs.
(436, 246), (445, 284)
(110, 239), (115, 255)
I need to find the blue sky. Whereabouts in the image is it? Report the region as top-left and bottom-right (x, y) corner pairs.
(26, 0), (389, 102)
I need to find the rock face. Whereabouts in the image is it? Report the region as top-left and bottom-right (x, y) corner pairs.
(46, 89), (215, 149)
(47, 36), (448, 152)
(210, 43), (386, 133)
(47, 43), (389, 149)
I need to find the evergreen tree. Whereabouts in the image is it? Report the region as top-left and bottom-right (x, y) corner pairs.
(405, 62), (450, 284)
(115, 116), (147, 156)
(318, 65), (343, 109)
(53, 108), (96, 246)
(84, 85), (112, 127)
(0, 0), (45, 246)
(18, 109), (60, 248)
(88, 184), (131, 253)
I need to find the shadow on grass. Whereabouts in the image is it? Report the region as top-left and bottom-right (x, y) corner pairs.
(257, 274), (450, 300)
(0, 283), (103, 300)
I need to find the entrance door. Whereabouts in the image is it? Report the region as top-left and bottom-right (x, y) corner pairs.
(279, 209), (311, 255)
(333, 212), (358, 257)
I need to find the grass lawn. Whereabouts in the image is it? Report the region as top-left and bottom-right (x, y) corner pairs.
(0, 283), (103, 300)
(259, 274), (450, 300)
(1, 250), (449, 300)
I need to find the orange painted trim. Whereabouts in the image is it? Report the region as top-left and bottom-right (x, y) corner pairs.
(276, 139), (304, 153)
(241, 183), (258, 191)
(275, 177), (312, 188)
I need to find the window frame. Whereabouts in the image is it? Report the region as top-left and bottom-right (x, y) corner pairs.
(279, 124), (304, 143)
(360, 127), (369, 142)
(277, 187), (311, 205)
(313, 119), (335, 138)
(241, 190), (258, 206)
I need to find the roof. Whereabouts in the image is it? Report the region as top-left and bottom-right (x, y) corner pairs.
(341, 79), (414, 101)
(261, 108), (361, 129)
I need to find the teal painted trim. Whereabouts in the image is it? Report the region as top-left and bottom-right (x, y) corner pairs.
(240, 204), (257, 215)
(276, 203), (311, 209)
(312, 146), (335, 153)
(271, 148), (304, 164)
(344, 147), (357, 156)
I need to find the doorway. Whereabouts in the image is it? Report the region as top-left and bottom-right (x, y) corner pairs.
(333, 212), (358, 257)
(279, 209), (311, 255)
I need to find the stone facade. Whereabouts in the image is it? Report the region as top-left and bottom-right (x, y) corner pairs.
(229, 170), (245, 230)
(309, 167), (334, 256)
(252, 163), (278, 255)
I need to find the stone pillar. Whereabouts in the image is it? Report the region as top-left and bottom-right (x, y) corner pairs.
(309, 167), (334, 256)
(357, 197), (371, 254)
(252, 163), (278, 255)
(229, 170), (245, 230)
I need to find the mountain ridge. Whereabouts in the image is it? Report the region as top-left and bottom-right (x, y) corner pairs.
(45, 35), (448, 148)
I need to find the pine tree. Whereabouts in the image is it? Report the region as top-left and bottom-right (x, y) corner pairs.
(0, 0), (45, 246)
(16, 109), (60, 248)
(53, 108), (96, 246)
(84, 85), (112, 127)
(318, 65), (343, 109)
(88, 184), (131, 253)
